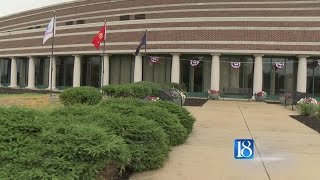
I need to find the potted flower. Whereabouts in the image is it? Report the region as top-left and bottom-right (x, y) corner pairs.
(254, 91), (267, 101)
(297, 98), (318, 117)
(208, 90), (220, 100)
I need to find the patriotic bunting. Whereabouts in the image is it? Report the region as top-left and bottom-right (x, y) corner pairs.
(231, 62), (241, 69)
(275, 62), (285, 69)
(190, 60), (200, 67)
(149, 56), (160, 63)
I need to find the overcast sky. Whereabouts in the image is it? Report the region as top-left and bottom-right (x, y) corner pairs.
(0, 0), (75, 17)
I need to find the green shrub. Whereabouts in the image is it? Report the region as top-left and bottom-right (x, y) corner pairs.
(0, 107), (131, 179)
(101, 97), (147, 107)
(150, 101), (195, 134)
(39, 123), (131, 179)
(135, 81), (163, 95)
(297, 98), (318, 117)
(103, 82), (164, 98)
(79, 111), (170, 172)
(136, 106), (187, 146)
(59, 86), (102, 106)
(163, 82), (186, 91)
(51, 105), (170, 172)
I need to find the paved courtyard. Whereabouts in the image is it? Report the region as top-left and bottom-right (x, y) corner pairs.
(131, 101), (320, 180)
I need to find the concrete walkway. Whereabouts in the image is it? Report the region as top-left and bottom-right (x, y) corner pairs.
(130, 101), (320, 180)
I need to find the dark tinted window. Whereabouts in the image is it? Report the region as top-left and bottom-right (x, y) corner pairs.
(76, 20), (85, 24)
(134, 14), (146, 20)
(65, 21), (74, 25)
(120, 15), (130, 21)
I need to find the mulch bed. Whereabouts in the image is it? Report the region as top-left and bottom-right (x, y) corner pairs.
(98, 165), (132, 180)
(290, 115), (320, 133)
(183, 98), (208, 107)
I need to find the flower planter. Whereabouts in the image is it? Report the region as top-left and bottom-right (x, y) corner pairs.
(182, 98), (186, 105)
(208, 93), (220, 100)
(255, 94), (266, 102)
(279, 97), (292, 106)
(279, 97), (286, 106)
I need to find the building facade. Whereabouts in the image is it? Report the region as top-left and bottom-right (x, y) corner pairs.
(0, 0), (320, 97)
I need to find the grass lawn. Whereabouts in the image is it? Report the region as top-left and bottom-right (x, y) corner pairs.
(0, 93), (61, 109)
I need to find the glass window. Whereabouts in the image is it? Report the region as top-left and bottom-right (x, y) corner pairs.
(81, 56), (101, 88)
(262, 56), (297, 95)
(17, 58), (28, 88)
(110, 55), (134, 84)
(307, 57), (320, 97)
(0, 59), (11, 86)
(120, 15), (130, 21)
(220, 55), (254, 90)
(65, 21), (74, 25)
(35, 57), (50, 89)
(142, 55), (171, 84)
(180, 55), (211, 92)
(134, 14), (146, 20)
(56, 56), (74, 89)
(76, 20), (85, 24)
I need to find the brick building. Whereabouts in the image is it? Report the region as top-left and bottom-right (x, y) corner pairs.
(0, 0), (320, 98)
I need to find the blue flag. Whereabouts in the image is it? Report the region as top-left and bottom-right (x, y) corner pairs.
(135, 32), (147, 56)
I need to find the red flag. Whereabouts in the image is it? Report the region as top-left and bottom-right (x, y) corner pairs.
(92, 25), (106, 49)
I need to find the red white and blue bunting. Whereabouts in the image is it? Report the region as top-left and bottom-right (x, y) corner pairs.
(190, 60), (200, 67)
(275, 62), (285, 69)
(231, 62), (241, 69)
(149, 56), (160, 63)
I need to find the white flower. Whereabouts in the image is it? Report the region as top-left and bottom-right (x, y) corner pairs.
(180, 92), (186, 99)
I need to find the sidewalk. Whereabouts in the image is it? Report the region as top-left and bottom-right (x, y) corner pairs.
(130, 101), (320, 180)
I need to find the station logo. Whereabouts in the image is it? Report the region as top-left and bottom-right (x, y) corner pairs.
(234, 139), (254, 159)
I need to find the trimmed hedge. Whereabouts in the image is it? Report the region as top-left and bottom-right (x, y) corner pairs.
(100, 98), (195, 135)
(52, 108), (170, 172)
(150, 100), (196, 134)
(1, 94), (195, 177)
(100, 98), (188, 146)
(59, 86), (102, 106)
(136, 106), (188, 146)
(91, 113), (170, 171)
(0, 107), (130, 179)
(102, 82), (167, 98)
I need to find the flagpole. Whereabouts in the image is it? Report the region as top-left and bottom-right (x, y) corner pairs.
(50, 11), (56, 97)
(144, 29), (147, 66)
(101, 20), (107, 89)
(312, 60), (315, 97)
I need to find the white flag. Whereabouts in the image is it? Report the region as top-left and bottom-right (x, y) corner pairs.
(43, 17), (56, 44)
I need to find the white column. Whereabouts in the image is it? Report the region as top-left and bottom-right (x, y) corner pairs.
(9, 57), (17, 88)
(253, 54), (264, 95)
(171, 53), (180, 83)
(102, 54), (110, 86)
(297, 55), (308, 93)
(73, 55), (81, 87)
(48, 56), (57, 90)
(134, 54), (143, 82)
(26, 56), (36, 89)
(210, 54), (220, 91)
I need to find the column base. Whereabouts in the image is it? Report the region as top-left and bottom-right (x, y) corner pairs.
(8, 85), (18, 89)
(46, 87), (58, 91)
(26, 86), (36, 90)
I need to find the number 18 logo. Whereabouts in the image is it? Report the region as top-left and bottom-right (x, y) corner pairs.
(234, 139), (254, 159)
